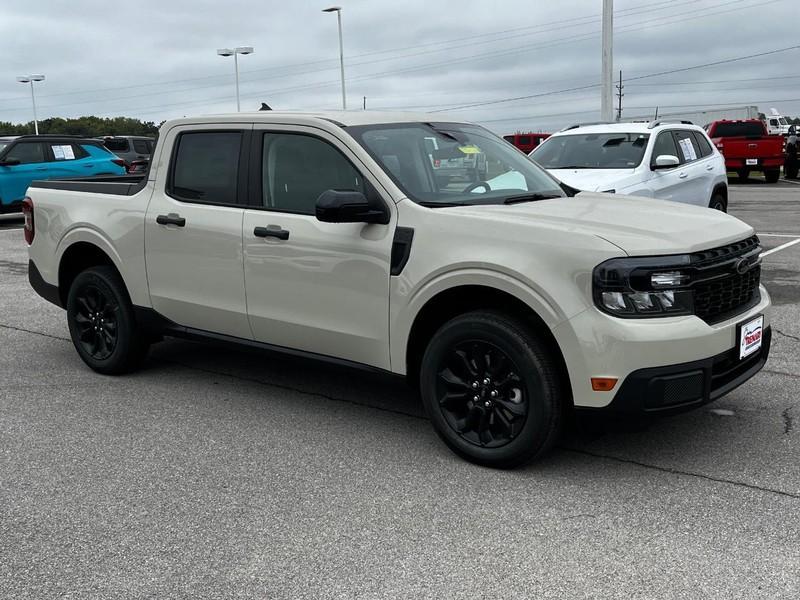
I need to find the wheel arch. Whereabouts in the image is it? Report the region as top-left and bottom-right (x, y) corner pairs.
(403, 284), (572, 406)
(57, 240), (123, 307)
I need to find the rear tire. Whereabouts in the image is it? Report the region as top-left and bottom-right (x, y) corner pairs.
(66, 266), (149, 374)
(419, 311), (564, 469)
(764, 169), (780, 184)
(709, 194), (727, 212)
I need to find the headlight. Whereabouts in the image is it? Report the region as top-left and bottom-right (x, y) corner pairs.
(593, 256), (694, 317)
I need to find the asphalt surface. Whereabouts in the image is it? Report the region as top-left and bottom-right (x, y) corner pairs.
(1, 182), (799, 598)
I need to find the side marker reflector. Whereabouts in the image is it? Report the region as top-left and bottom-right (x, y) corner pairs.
(591, 377), (618, 392)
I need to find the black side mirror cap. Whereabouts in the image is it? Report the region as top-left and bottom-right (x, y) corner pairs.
(315, 189), (389, 224)
(0, 159), (20, 167)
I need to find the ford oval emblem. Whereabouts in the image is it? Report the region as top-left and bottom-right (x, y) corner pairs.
(735, 258), (752, 274)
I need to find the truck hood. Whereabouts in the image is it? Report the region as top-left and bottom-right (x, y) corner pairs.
(443, 192), (753, 256)
(546, 168), (637, 192)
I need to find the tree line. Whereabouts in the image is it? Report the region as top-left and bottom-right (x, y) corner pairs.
(0, 116), (161, 137)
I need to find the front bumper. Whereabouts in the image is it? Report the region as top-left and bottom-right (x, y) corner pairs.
(580, 326), (770, 416)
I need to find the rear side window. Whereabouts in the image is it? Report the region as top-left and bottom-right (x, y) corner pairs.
(691, 131), (714, 157)
(49, 143), (88, 161)
(5, 142), (46, 164)
(262, 133), (364, 215)
(169, 131), (242, 205)
(104, 138), (130, 152)
(651, 131), (680, 165)
(673, 130), (702, 163)
(133, 139), (152, 154)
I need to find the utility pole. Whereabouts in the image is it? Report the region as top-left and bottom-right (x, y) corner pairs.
(600, 0), (614, 121)
(615, 70), (624, 121)
(363, 96), (366, 110)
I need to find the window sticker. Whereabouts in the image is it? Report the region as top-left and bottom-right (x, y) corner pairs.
(678, 138), (697, 161)
(51, 145), (75, 160)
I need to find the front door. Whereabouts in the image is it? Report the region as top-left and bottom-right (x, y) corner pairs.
(144, 126), (254, 340)
(0, 141), (48, 203)
(242, 126), (395, 369)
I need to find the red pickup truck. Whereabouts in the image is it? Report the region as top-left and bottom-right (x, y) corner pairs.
(706, 119), (784, 183)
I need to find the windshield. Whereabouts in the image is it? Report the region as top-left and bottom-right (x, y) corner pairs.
(346, 122), (565, 207)
(532, 132), (650, 169)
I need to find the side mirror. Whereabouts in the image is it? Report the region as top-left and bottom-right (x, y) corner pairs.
(652, 154), (680, 170)
(0, 158), (20, 167)
(316, 189), (389, 224)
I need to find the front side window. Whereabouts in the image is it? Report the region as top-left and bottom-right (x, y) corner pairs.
(348, 122), (564, 207)
(169, 131), (242, 205)
(651, 131), (680, 164)
(674, 130), (702, 163)
(532, 132), (650, 170)
(5, 142), (46, 164)
(262, 133), (364, 214)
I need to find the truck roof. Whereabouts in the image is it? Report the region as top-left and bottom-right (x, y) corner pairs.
(162, 110), (470, 129)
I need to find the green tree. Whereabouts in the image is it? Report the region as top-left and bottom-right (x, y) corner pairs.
(0, 116), (159, 137)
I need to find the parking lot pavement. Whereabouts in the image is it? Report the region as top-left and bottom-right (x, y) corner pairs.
(1, 186), (799, 598)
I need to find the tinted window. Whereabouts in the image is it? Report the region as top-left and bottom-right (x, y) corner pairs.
(262, 133), (364, 214)
(518, 136), (531, 145)
(712, 122), (764, 137)
(533, 132), (650, 169)
(691, 131), (713, 157)
(674, 130), (702, 163)
(6, 142), (45, 164)
(133, 139), (152, 154)
(170, 132), (242, 205)
(651, 132), (679, 164)
(104, 138), (130, 152)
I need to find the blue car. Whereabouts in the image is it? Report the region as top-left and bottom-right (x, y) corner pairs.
(0, 135), (127, 213)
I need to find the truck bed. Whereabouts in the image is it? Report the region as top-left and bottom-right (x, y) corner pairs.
(30, 174), (147, 197)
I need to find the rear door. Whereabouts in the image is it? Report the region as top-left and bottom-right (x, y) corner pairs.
(144, 125), (254, 339)
(670, 130), (708, 206)
(44, 142), (95, 178)
(0, 141), (48, 203)
(242, 125), (395, 369)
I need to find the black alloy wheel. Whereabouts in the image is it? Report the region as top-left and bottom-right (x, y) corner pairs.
(436, 340), (527, 448)
(73, 284), (119, 360)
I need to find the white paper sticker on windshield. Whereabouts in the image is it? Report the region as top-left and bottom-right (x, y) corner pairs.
(678, 138), (697, 161)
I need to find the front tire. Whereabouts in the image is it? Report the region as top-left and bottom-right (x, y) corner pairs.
(419, 311), (564, 468)
(66, 266), (149, 374)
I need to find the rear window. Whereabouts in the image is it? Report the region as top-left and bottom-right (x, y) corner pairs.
(103, 138), (130, 152)
(532, 132), (650, 169)
(168, 131), (242, 205)
(133, 139), (152, 154)
(712, 122), (764, 137)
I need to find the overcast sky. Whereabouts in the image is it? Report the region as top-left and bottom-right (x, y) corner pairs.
(1, 0), (798, 133)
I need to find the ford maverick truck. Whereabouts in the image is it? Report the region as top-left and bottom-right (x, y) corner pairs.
(25, 111), (771, 468)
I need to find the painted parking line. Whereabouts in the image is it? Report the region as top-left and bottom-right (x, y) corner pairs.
(761, 238), (800, 257)
(759, 233), (800, 238)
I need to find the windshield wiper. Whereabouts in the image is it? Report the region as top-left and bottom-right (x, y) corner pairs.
(417, 201), (465, 208)
(503, 193), (563, 205)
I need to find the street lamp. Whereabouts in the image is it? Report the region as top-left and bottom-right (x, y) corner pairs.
(323, 6), (347, 110)
(217, 46), (254, 112)
(16, 74), (45, 135)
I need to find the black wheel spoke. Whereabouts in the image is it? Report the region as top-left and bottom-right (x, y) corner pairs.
(434, 339), (529, 448)
(73, 284), (118, 361)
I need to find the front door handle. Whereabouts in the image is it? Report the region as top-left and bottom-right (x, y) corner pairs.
(706, 165), (714, 171)
(254, 226), (289, 240)
(156, 213), (186, 227)
(678, 172), (688, 179)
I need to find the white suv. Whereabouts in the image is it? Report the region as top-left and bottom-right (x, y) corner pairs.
(530, 121), (729, 211)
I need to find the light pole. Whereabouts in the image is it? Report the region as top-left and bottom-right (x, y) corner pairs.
(16, 74), (45, 135)
(217, 47), (254, 112)
(323, 6), (347, 110)
(600, 0), (614, 122)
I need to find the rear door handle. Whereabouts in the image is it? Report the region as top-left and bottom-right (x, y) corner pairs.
(706, 165), (714, 171)
(254, 226), (289, 240)
(678, 172), (688, 179)
(156, 213), (186, 227)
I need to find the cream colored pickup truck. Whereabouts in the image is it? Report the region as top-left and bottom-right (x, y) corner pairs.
(24, 111), (771, 468)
